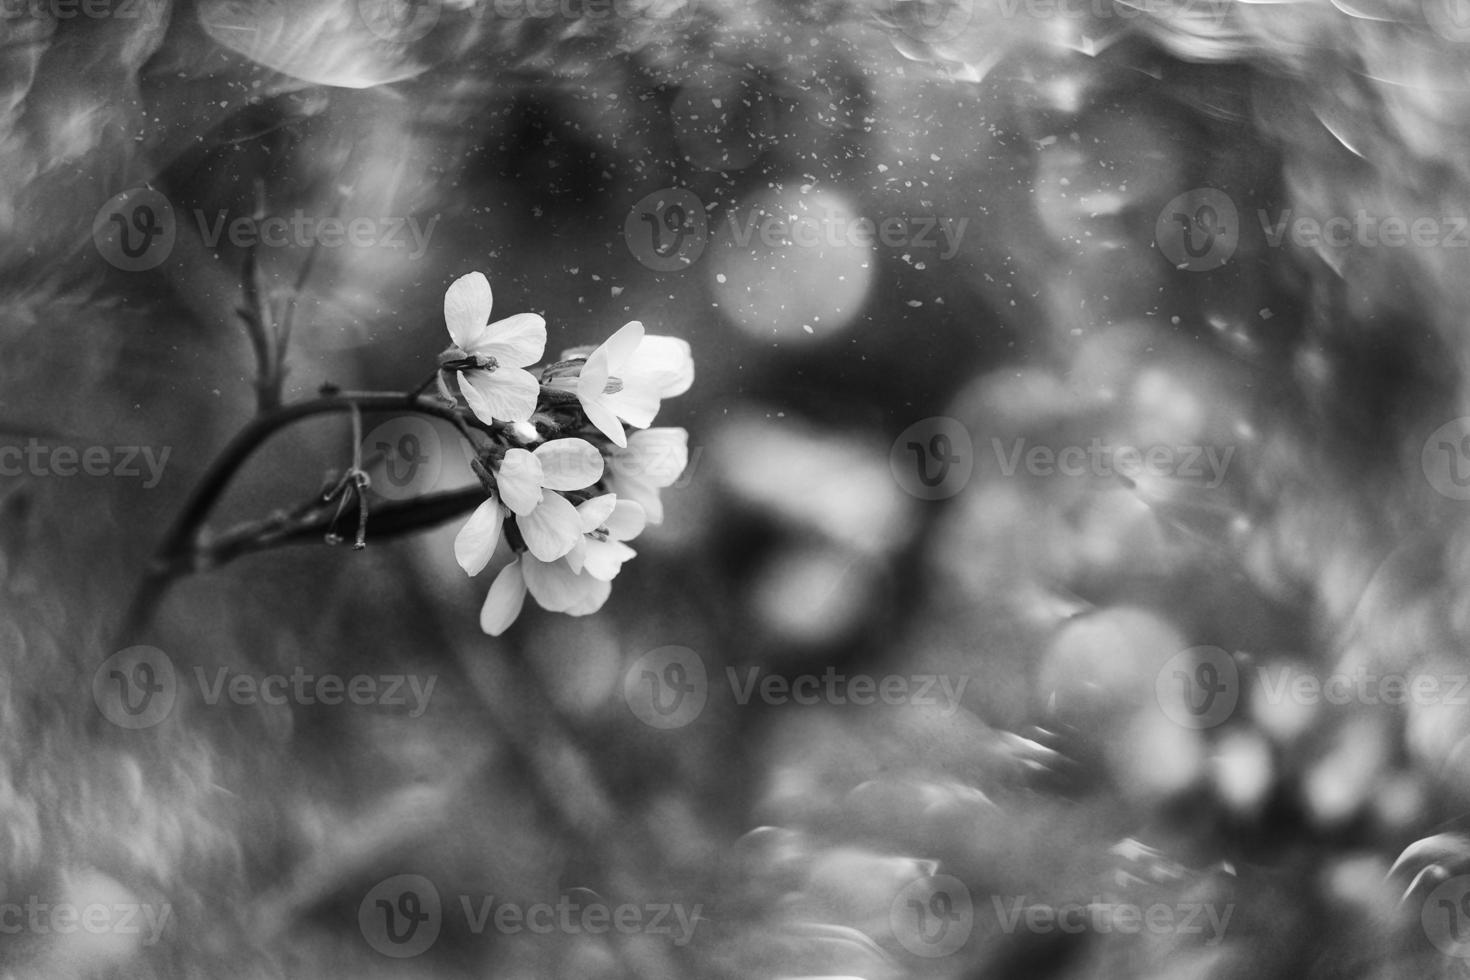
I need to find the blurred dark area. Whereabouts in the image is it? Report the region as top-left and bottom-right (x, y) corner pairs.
(5, 0), (1470, 977)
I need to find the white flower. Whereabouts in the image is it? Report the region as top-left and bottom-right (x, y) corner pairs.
(443, 272), (546, 424)
(495, 438), (605, 561)
(573, 321), (694, 447)
(452, 438), (603, 571)
(606, 427), (689, 524)
(478, 554), (615, 635)
(566, 494), (647, 580)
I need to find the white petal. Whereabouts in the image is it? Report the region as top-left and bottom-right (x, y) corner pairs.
(582, 538), (636, 581)
(523, 556), (601, 612)
(534, 438), (605, 491)
(565, 537), (589, 574)
(614, 476), (665, 525)
(496, 448), (544, 516)
(454, 498), (504, 576)
(477, 313), (547, 367)
(576, 493), (619, 532)
(459, 367), (540, 424)
(605, 499), (647, 542)
(580, 393), (628, 447)
(599, 320), (646, 373)
(612, 427), (688, 487)
(480, 559), (527, 635)
(606, 379), (663, 430)
(629, 335), (694, 397)
(517, 491), (583, 561)
(562, 577), (613, 616)
(444, 272), (494, 350)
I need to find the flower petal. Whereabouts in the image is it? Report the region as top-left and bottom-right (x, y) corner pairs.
(580, 393), (628, 447)
(480, 559), (527, 635)
(565, 537), (589, 574)
(534, 438), (605, 491)
(611, 475), (664, 525)
(444, 272), (494, 350)
(477, 313), (547, 367)
(454, 497), (504, 576)
(612, 427), (689, 488)
(459, 367), (540, 424)
(629, 335), (694, 398)
(517, 491), (583, 561)
(598, 320), (646, 374)
(496, 448), (544, 515)
(562, 576), (613, 616)
(582, 539), (636, 581)
(605, 379), (664, 430)
(576, 493), (619, 532)
(605, 499), (647, 542)
(522, 555), (601, 612)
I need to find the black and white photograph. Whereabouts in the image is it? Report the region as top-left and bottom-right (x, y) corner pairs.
(4, 0), (1470, 976)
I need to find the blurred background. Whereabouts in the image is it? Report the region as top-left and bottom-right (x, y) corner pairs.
(6, 0), (1470, 976)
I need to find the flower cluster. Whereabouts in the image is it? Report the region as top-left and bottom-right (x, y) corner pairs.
(439, 272), (693, 634)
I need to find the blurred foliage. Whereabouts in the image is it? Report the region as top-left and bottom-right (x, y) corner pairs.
(5, 0), (1470, 978)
